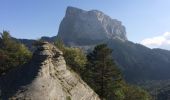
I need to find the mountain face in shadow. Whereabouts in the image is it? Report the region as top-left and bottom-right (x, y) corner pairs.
(57, 6), (170, 82)
(107, 39), (170, 82)
(0, 42), (100, 100)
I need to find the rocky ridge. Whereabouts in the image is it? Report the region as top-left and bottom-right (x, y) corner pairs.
(0, 42), (100, 100)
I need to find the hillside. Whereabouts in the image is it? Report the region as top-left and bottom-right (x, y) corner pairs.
(0, 42), (100, 100)
(107, 39), (170, 82)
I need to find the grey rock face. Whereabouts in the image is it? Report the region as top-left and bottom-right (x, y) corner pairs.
(0, 42), (100, 100)
(58, 6), (127, 45)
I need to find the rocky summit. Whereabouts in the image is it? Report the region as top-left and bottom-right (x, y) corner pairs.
(0, 42), (100, 100)
(58, 6), (127, 46)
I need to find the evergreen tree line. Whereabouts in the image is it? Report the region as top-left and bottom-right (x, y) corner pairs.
(0, 31), (32, 75)
(55, 38), (152, 100)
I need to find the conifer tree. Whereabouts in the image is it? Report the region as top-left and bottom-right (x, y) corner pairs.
(84, 44), (123, 99)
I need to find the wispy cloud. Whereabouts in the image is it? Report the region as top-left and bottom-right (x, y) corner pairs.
(140, 32), (170, 50)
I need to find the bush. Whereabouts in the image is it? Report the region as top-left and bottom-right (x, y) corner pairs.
(54, 38), (87, 75)
(63, 47), (87, 73)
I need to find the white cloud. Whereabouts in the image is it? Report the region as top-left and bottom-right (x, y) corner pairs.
(140, 32), (170, 50)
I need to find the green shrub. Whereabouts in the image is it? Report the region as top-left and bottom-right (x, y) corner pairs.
(54, 38), (87, 75)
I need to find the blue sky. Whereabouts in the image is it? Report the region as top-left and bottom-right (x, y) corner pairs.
(0, 0), (170, 49)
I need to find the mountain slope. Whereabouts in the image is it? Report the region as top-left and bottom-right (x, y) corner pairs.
(107, 39), (170, 82)
(0, 42), (100, 100)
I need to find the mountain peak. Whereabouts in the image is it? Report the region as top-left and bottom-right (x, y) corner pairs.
(58, 6), (127, 46)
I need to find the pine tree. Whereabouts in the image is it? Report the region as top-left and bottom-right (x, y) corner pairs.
(84, 44), (123, 99)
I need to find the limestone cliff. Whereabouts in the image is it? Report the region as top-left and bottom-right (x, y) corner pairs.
(58, 6), (127, 46)
(0, 42), (100, 100)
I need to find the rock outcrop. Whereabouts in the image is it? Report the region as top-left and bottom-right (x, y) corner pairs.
(58, 6), (127, 46)
(0, 42), (100, 100)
